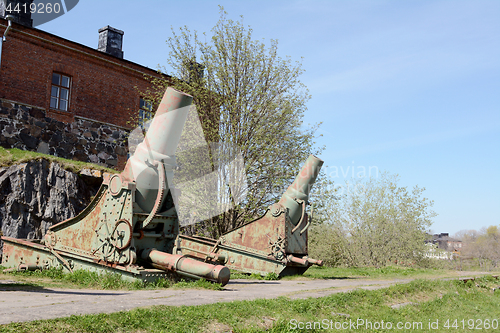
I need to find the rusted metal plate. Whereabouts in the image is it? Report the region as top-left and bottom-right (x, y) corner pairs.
(222, 211), (287, 258)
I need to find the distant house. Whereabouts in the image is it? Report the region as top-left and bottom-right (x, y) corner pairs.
(429, 233), (462, 252)
(0, 1), (171, 168)
(424, 232), (462, 259)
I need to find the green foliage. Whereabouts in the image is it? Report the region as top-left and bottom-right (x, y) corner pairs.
(310, 172), (436, 267)
(173, 278), (223, 291)
(264, 272), (279, 280)
(143, 7), (321, 237)
(4, 268), (138, 289)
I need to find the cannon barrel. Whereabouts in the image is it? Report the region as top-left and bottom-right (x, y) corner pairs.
(122, 87), (193, 213)
(278, 155), (324, 225)
(142, 249), (230, 286)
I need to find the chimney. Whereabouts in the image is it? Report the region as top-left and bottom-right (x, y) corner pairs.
(97, 25), (124, 59)
(0, 0), (33, 27)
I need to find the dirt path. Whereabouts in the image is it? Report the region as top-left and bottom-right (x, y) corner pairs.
(0, 272), (490, 325)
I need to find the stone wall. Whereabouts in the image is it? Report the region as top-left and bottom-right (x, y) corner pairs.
(0, 99), (129, 169)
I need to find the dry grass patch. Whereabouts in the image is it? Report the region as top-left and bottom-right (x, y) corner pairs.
(202, 320), (233, 333)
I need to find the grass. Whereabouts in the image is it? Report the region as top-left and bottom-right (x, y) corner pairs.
(299, 265), (465, 280)
(0, 266), (223, 291)
(0, 276), (499, 332)
(4, 264), (493, 291)
(230, 265), (492, 282)
(0, 147), (117, 173)
(2, 148), (499, 330)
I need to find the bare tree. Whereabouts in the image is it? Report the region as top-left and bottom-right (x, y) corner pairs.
(457, 225), (500, 269)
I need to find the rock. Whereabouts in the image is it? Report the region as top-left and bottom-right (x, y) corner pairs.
(97, 151), (109, 160)
(66, 132), (78, 144)
(29, 125), (42, 138)
(79, 168), (102, 178)
(19, 132), (39, 149)
(115, 146), (127, 156)
(72, 150), (88, 162)
(29, 108), (45, 119)
(34, 121), (47, 129)
(4, 126), (14, 135)
(59, 142), (73, 154)
(40, 131), (52, 141)
(0, 160), (101, 261)
(49, 132), (62, 144)
(88, 155), (99, 163)
(106, 159), (117, 166)
(37, 142), (50, 155)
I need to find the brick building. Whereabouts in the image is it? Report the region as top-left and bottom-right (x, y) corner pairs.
(0, 5), (170, 168)
(426, 233), (463, 252)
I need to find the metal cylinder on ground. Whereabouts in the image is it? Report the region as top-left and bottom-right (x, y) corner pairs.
(307, 258), (324, 266)
(142, 248), (230, 286)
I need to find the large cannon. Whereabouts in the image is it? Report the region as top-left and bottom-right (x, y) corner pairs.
(1, 88), (230, 285)
(175, 154), (325, 276)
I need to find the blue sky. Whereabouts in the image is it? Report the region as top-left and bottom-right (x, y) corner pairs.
(39, 0), (500, 235)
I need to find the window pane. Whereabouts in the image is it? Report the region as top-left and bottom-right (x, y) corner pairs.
(50, 97), (58, 109)
(51, 86), (59, 97)
(60, 100), (68, 111)
(140, 98), (153, 111)
(61, 76), (70, 88)
(60, 88), (69, 100)
(52, 73), (60, 85)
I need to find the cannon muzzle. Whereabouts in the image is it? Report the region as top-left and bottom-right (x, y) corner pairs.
(122, 87), (193, 213)
(278, 155), (324, 225)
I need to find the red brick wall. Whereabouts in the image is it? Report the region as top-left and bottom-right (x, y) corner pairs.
(0, 18), (168, 128)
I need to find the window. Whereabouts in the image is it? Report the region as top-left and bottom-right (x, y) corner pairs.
(138, 98), (152, 129)
(50, 73), (71, 111)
